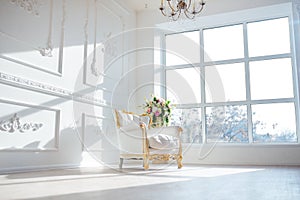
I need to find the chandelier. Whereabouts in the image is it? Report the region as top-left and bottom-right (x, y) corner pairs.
(159, 0), (206, 21)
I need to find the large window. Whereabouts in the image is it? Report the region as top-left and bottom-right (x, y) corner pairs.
(164, 17), (299, 144)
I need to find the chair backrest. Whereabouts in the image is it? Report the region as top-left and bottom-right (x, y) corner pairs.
(114, 110), (149, 155)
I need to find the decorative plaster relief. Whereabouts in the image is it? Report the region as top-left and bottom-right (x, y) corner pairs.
(10, 0), (41, 16)
(0, 72), (110, 107)
(83, 0), (123, 87)
(38, 0), (54, 57)
(0, 113), (43, 133)
(0, 99), (59, 151)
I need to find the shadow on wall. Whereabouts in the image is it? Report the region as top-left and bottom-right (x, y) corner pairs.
(0, 122), (119, 173)
(0, 125), (83, 172)
(57, 124), (118, 167)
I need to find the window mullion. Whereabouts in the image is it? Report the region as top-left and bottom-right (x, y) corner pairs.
(289, 15), (300, 143)
(243, 22), (254, 144)
(161, 33), (167, 99)
(200, 28), (207, 144)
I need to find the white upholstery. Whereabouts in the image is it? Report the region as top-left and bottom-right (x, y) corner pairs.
(148, 134), (179, 150)
(115, 110), (183, 170)
(115, 110), (150, 129)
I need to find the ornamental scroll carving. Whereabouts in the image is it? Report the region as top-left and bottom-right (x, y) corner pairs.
(90, 33), (118, 77)
(10, 0), (41, 16)
(85, 0), (119, 78)
(0, 113), (43, 133)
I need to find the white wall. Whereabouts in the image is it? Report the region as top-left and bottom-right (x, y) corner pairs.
(0, 0), (136, 173)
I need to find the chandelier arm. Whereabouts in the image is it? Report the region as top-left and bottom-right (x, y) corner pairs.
(162, 10), (175, 18)
(193, 1), (205, 14)
(184, 10), (196, 19)
(168, 0), (179, 13)
(186, 0), (192, 10)
(184, 1), (205, 14)
(193, 5), (205, 14)
(172, 10), (182, 21)
(160, 8), (167, 16)
(160, 6), (177, 18)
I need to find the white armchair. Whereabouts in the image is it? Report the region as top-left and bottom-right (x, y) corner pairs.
(115, 110), (183, 170)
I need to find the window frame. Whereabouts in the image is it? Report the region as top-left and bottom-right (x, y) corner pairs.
(158, 3), (300, 146)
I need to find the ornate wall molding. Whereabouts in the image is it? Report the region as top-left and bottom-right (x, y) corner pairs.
(0, 99), (60, 151)
(91, 0), (99, 77)
(4, 0), (51, 56)
(0, 72), (111, 107)
(0, 113), (43, 133)
(83, 0), (124, 87)
(88, 1), (119, 77)
(38, 0), (53, 57)
(10, 0), (41, 16)
(1, 0), (65, 76)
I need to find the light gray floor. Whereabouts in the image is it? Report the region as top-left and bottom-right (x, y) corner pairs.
(1, 165), (300, 200)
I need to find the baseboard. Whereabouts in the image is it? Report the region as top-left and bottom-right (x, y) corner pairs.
(0, 163), (80, 174)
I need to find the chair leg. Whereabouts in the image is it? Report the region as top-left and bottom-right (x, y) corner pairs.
(143, 158), (149, 170)
(119, 158), (124, 169)
(177, 155), (183, 169)
(143, 155), (149, 170)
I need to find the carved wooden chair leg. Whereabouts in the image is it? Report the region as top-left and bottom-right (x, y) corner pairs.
(119, 158), (124, 169)
(177, 135), (183, 169)
(177, 155), (183, 169)
(143, 155), (149, 170)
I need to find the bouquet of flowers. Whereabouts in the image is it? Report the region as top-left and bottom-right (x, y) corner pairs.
(143, 95), (172, 128)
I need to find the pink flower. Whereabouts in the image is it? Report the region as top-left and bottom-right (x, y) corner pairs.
(155, 110), (161, 117)
(147, 108), (152, 114)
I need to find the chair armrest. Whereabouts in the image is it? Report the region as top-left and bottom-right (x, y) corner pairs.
(118, 123), (148, 155)
(119, 122), (140, 132)
(147, 126), (183, 138)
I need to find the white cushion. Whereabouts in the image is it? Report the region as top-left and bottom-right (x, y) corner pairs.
(116, 110), (150, 128)
(117, 111), (134, 126)
(120, 121), (140, 132)
(148, 134), (179, 150)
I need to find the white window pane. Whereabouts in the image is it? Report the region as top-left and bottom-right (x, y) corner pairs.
(250, 58), (294, 100)
(166, 31), (200, 66)
(205, 63), (246, 103)
(252, 103), (297, 143)
(170, 108), (202, 143)
(206, 105), (248, 143)
(166, 67), (201, 104)
(248, 17), (291, 57)
(204, 24), (244, 62)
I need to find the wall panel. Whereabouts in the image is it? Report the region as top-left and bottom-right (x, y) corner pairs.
(0, 99), (60, 151)
(0, 0), (65, 76)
